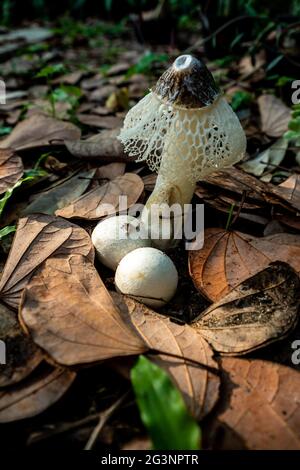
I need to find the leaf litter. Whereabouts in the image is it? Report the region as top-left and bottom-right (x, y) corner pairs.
(1, 17), (300, 450)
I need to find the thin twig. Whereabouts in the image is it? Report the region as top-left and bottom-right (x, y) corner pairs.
(231, 190), (247, 226)
(28, 412), (102, 445)
(84, 392), (129, 450)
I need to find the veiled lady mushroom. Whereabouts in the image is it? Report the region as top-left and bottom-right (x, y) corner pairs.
(118, 54), (246, 248)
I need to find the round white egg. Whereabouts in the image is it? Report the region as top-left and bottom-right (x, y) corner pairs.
(115, 247), (178, 308)
(92, 215), (151, 270)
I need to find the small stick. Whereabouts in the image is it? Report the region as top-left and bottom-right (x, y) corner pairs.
(84, 392), (129, 450)
(231, 190), (247, 226)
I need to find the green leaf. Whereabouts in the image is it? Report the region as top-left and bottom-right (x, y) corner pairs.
(131, 356), (201, 450)
(230, 90), (252, 111)
(266, 54), (284, 72)
(36, 63), (66, 79)
(0, 127), (12, 136)
(126, 53), (168, 77)
(292, 110), (300, 119)
(0, 169), (46, 218)
(0, 225), (16, 240)
(284, 130), (300, 141)
(276, 76), (295, 87)
(288, 117), (300, 132)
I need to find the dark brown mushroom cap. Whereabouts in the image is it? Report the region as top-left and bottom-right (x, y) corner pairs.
(154, 54), (220, 108)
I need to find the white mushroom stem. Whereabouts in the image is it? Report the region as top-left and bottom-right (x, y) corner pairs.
(141, 141), (197, 249)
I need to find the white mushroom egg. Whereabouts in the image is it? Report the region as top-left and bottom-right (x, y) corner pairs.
(92, 215), (151, 270)
(115, 247), (178, 308)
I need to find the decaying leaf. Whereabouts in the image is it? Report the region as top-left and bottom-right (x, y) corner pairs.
(96, 162), (125, 180)
(189, 228), (300, 301)
(113, 294), (220, 420)
(0, 214), (94, 309)
(240, 137), (288, 179)
(76, 114), (123, 129)
(0, 114), (81, 151)
(0, 303), (43, 387)
(213, 357), (300, 449)
(0, 366), (76, 423)
(272, 174), (300, 211)
(0, 149), (24, 194)
(142, 173), (157, 192)
(258, 94), (291, 137)
(199, 167), (300, 213)
(20, 255), (147, 366)
(64, 128), (127, 161)
(192, 262), (300, 354)
(22, 169), (95, 216)
(55, 173), (144, 220)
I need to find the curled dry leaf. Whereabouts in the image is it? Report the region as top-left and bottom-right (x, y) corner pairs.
(0, 114), (81, 151)
(0, 214), (94, 309)
(258, 94), (291, 138)
(96, 162), (125, 180)
(200, 168), (300, 213)
(0, 303), (43, 387)
(20, 255), (147, 366)
(0, 366), (76, 423)
(142, 173), (157, 192)
(213, 357), (300, 449)
(64, 128), (127, 161)
(240, 137), (288, 178)
(192, 262), (300, 355)
(272, 174), (300, 212)
(22, 169), (96, 216)
(189, 228), (300, 301)
(113, 294), (220, 420)
(55, 173), (144, 220)
(0, 149), (24, 194)
(76, 114), (123, 130)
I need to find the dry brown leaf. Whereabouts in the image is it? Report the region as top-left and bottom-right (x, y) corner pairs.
(142, 173), (157, 191)
(89, 85), (116, 102)
(64, 128), (127, 161)
(192, 262), (300, 354)
(22, 169), (96, 216)
(238, 51), (266, 76)
(0, 214), (94, 309)
(214, 357), (300, 449)
(196, 169), (266, 214)
(189, 228), (300, 301)
(113, 294), (220, 420)
(0, 366), (76, 423)
(76, 114), (123, 129)
(96, 162), (126, 181)
(0, 114), (81, 151)
(272, 174), (300, 211)
(0, 303), (43, 387)
(198, 167), (300, 213)
(56, 173), (144, 220)
(20, 255), (147, 366)
(52, 70), (83, 85)
(240, 137), (288, 178)
(258, 94), (291, 137)
(0, 148), (23, 194)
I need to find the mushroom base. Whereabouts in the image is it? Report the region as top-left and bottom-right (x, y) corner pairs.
(141, 174), (196, 250)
